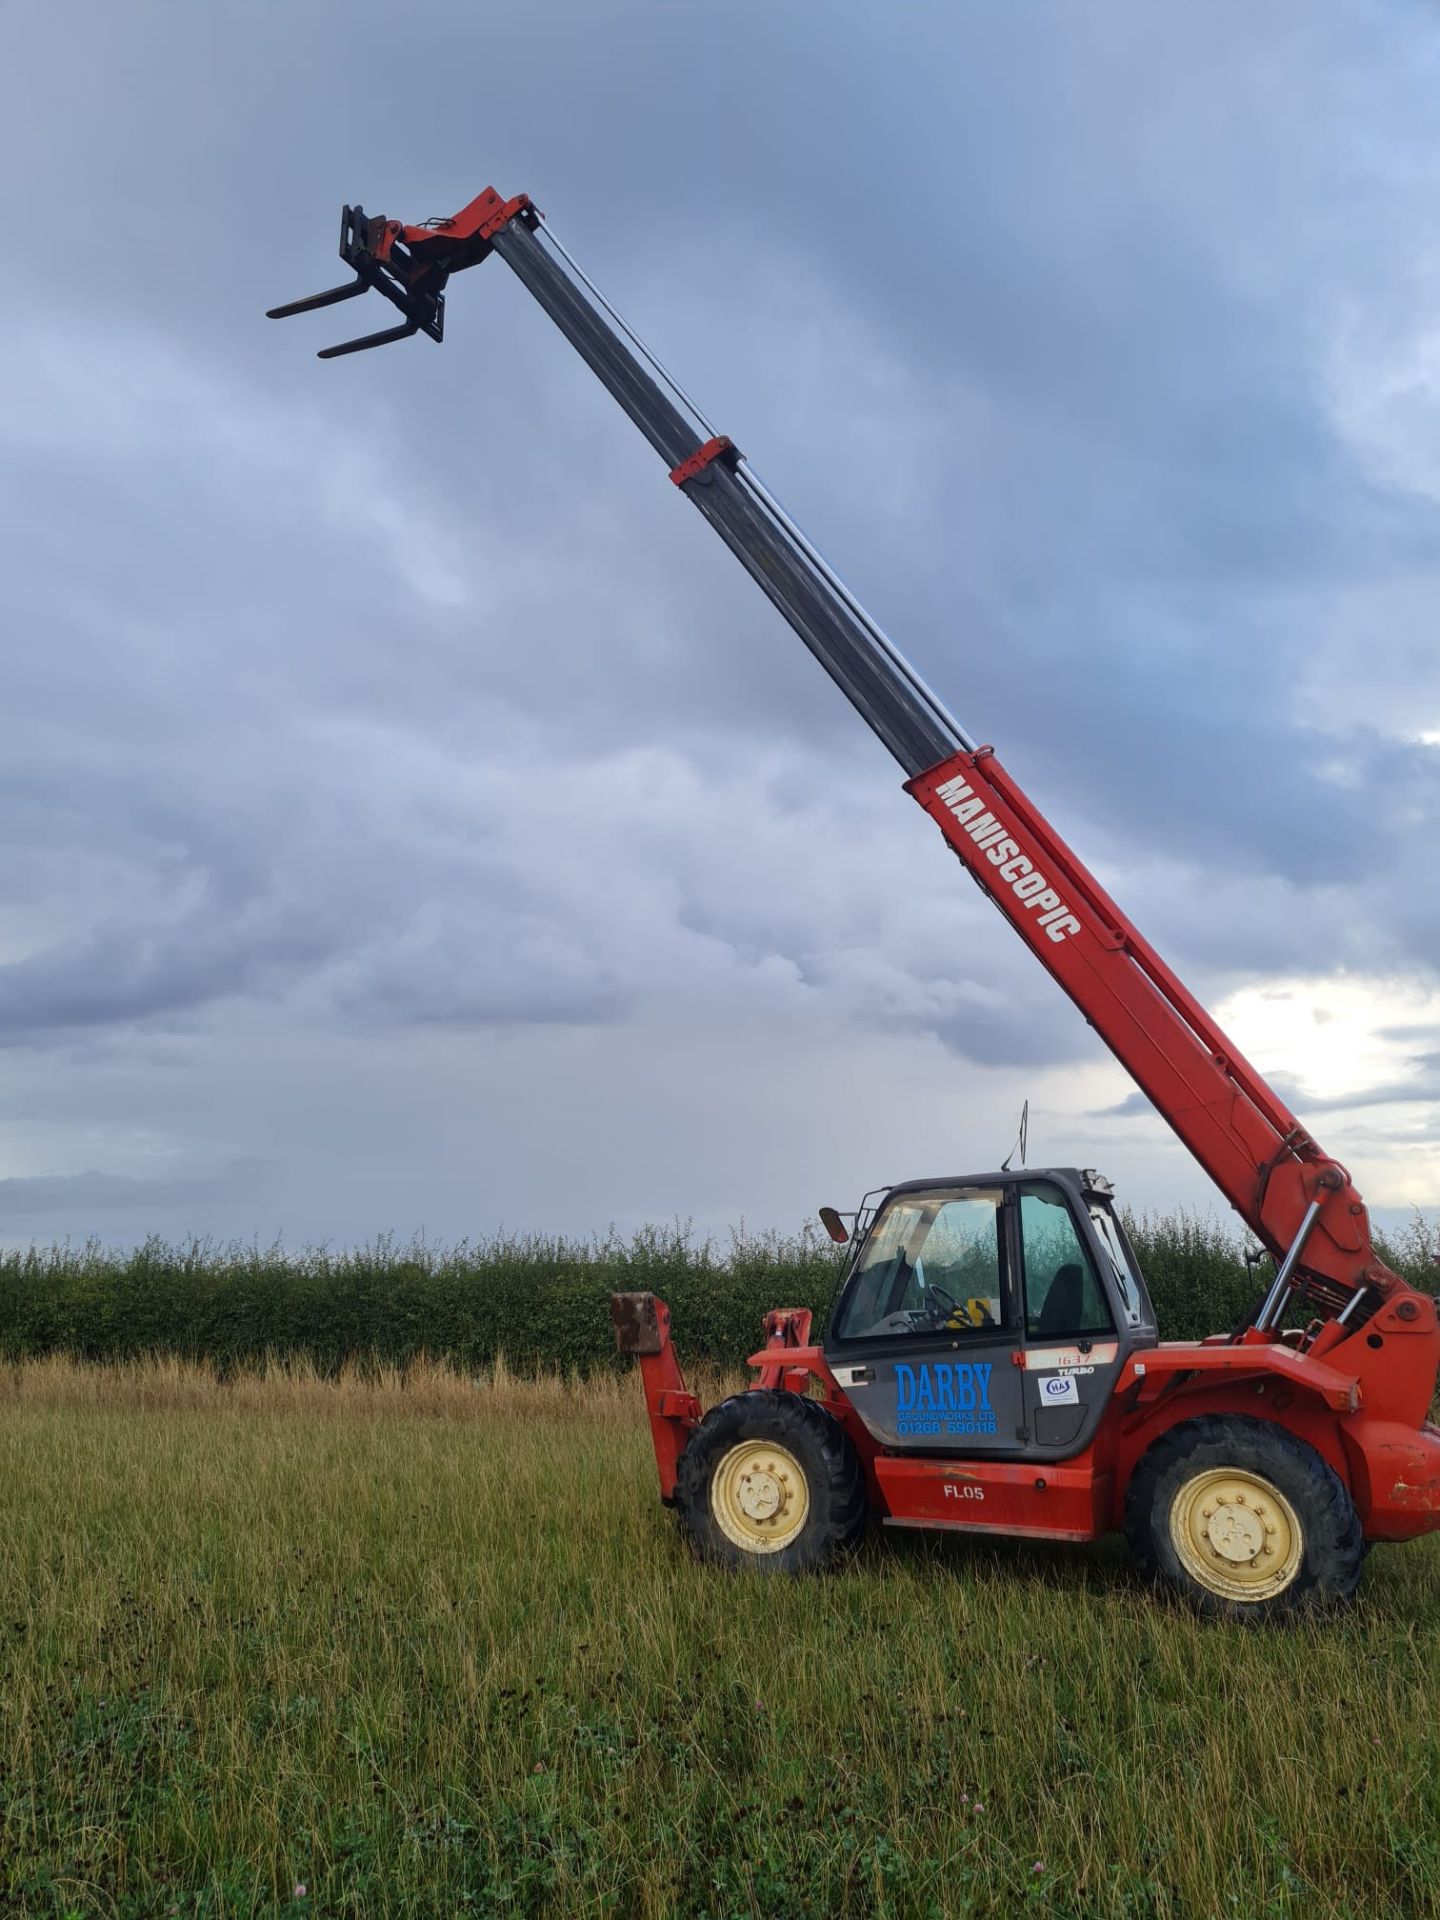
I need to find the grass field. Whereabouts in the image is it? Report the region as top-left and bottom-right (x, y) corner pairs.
(2, 1359), (1438, 1919)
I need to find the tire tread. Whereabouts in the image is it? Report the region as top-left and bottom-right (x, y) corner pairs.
(1124, 1413), (1363, 1618)
(675, 1390), (866, 1572)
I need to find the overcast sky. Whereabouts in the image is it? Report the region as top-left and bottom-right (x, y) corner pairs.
(2, 1), (1438, 1249)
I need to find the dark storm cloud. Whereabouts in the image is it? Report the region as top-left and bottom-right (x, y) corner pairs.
(1, 0), (1438, 1236)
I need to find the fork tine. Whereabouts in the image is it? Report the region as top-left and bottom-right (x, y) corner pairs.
(316, 316), (422, 360)
(266, 274), (368, 321)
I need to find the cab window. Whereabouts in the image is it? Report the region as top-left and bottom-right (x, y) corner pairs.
(835, 1189), (1005, 1340)
(1087, 1201), (1146, 1328)
(1019, 1184), (1113, 1340)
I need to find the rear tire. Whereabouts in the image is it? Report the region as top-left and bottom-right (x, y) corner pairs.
(1125, 1414), (1364, 1620)
(676, 1390), (866, 1573)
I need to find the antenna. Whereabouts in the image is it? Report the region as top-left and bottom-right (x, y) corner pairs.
(1001, 1099), (1029, 1172)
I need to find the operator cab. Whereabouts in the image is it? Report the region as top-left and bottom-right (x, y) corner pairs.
(822, 1169), (1157, 1460)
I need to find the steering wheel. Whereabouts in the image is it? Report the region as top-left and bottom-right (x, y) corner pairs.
(920, 1282), (962, 1326)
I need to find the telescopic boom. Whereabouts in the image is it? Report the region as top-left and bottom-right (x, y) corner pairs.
(270, 186), (1431, 1367)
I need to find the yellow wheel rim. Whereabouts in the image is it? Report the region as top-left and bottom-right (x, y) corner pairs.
(1170, 1467), (1304, 1603)
(711, 1440), (811, 1554)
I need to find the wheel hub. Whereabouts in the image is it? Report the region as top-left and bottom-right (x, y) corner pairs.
(737, 1469), (783, 1521)
(1204, 1501), (1266, 1563)
(711, 1440), (810, 1554)
(1169, 1467), (1303, 1602)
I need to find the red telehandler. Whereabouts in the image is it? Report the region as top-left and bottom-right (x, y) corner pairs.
(272, 187), (1440, 1616)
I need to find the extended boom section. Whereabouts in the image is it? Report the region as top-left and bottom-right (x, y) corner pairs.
(271, 185), (1439, 1428)
(907, 755), (1426, 1342)
(270, 187), (964, 773)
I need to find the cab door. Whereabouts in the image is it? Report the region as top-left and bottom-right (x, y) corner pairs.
(1016, 1180), (1126, 1456)
(823, 1184), (1027, 1454)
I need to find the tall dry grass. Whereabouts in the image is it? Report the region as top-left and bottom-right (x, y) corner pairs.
(0, 1350), (655, 1427)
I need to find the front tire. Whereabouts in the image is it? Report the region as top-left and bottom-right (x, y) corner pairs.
(1125, 1414), (1364, 1619)
(676, 1390), (866, 1573)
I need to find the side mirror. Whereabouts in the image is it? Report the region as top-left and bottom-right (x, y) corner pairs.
(818, 1206), (850, 1245)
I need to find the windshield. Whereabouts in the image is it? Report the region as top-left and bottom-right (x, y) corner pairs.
(1087, 1202), (1145, 1327)
(835, 1188), (1005, 1340)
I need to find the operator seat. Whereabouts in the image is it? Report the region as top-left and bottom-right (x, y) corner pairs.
(1034, 1263), (1085, 1339)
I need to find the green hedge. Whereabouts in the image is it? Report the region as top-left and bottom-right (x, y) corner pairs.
(0, 1211), (1434, 1375)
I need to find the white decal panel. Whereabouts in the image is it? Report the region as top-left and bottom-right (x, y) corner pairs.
(1022, 1343), (1118, 1372)
(1037, 1374), (1079, 1406)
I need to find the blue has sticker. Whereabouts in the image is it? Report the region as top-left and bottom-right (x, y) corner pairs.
(894, 1362), (997, 1437)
